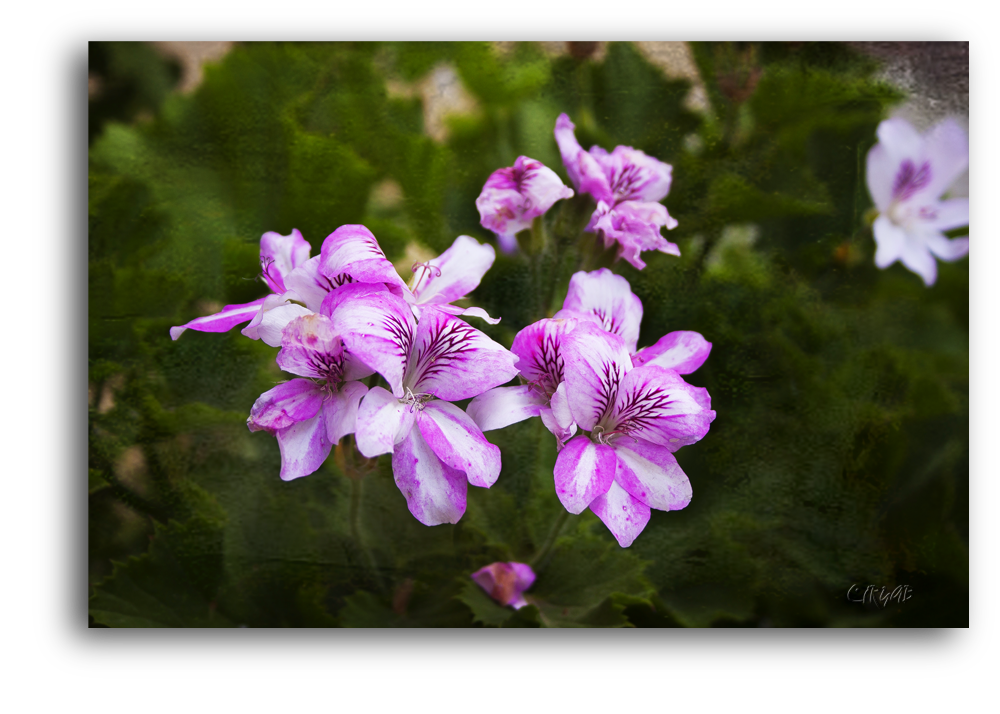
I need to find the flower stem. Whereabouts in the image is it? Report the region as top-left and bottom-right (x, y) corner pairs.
(530, 509), (570, 571)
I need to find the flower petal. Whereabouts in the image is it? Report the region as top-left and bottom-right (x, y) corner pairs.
(276, 313), (345, 380)
(323, 380), (369, 445)
(588, 480), (651, 548)
(925, 198), (969, 232)
(924, 231), (969, 262)
(466, 385), (547, 432)
(877, 117), (925, 160)
(609, 364), (716, 449)
(872, 215), (907, 269)
(319, 224), (408, 292)
(392, 426), (467, 526)
(593, 145), (673, 204)
(354, 386), (417, 458)
(418, 401), (502, 488)
(865, 142), (896, 213)
(471, 562), (535, 609)
(407, 307), (518, 401)
(247, 379), (323, 433)
(411, 235), (495, 306)
(170, 297), (267, 341)
(899, 234), (938, 286)
(632, 331), (712, 375)
(553, 436), (617, 514)
(283, 256), (343, 312)
(274, 412), (331, 481)
(613, 438), (692, 512)
(476, 156), (574, 245)
(593, 200), (679, 270)
(554, 113), (612, 203)
(510, 317), (579, 395)
(921, 118), (969, 201)
(259, 228), (311, 294)
(418, 302), (500, 325)
(561, 322), (632, 431)
(240, 293), (312, 347)
(323, 283), (415, 397)
(539, 382), (577, 446)
(557, 268), (643, 354)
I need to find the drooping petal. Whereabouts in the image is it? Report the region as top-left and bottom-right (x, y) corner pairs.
(560, 322), (632, 431)
(319, 224), (408, 293)
(471, 562), (536, 609)
(612, 438), (692, 512)
(410, 235), (496, 307)
(557, 268), (643, 354)
(552, 436), (617, 514)
(899, 236), (938, 286)
(591, 145), (673, 204)
(247, 379), (323, 433)
(416, 302), (500, 326)
(632, 331), (712, 375)
(354, 386), (417, 458)
(924, 198), (969, 232)
(418, 401), (501, 488)
(539, 382), (577, 446)
(259, 228), (311, 294)
(276, 313), (345, 380)
(920, 118), (969, 202)
(274, 412), (331, 481)
(466, 385), (547, 432)
(323, 283), (415, 397)
(170, 297), (267, 341)
(283, 256), (345, 312)
(554, 113), (612, 203)
(392, 426), (467, 526)
(872, 215), (908, 269)
(924, 231), (970, 262)
(476, 156), (574, 247)
(592, 200), (680, 271)
(609, 364), (716, 449)
(406, 307), (518, 401)
(323, 380), (369, 445)
(588, 480), (651, 548)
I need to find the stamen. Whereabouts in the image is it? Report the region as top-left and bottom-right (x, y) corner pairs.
(398, 387), (433, 412)
(409, 261), (442, 292)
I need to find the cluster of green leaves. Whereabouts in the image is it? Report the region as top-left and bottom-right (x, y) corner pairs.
(89, 41), (967, 627)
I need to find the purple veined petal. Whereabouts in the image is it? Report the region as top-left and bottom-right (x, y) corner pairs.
(865, 142), (896, 213)
(319, 224), (408, 292)
(276, 313), (345, 380)
(466, 385), (547, 432)
(392, 426), (468, 526)
(405, 307), (519, 402)
(924, 231), (969, 262)
(418, 400), (502, 489)
(247, 379), (324, 433)
(323, 380), (368, 445)
(477, 156), (575, 246)
(416, 302), (501, 326)
(552, 436), (617, 514)
(274, 411), (332, 481)
(613, 438), (692, 512)
(558, 268), (643, 354)
(323, 283), (415, 397)
(920, 118), (969, 202)
(510, 317), (579, 395)
(170, 297), (267, 341)
(554, 114), (613, 203)
(924, 198), (969, 232)
(588, 480), (651, 548)
(592, 201), (679, 271)
(608, 364), (716, 449)
(632, 331), (712, 375)
(283, 256), (349, 313)
(560, 322), (632, 432)
(259, 229), (311, 294)
(410, 235), (496, 307)
(591, 145), (673, 204)
(872, 215), (907, 269)
(354, 386), (418, 458)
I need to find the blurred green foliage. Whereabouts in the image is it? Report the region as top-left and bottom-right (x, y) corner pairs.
(89, 41), (967, 627)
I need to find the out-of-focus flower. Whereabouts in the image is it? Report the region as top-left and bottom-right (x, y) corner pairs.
(324, 284), (518, 526)
(476, 156), (574, 253)
(555, 114), (679, 269)
(866, 117), (969, 286)
(247, 313), (370, 481)
(471, 562), (536, 609)
(402, 235), (501, 324)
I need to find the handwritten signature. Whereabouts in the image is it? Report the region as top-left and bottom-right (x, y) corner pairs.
(847, 584), (913, 607)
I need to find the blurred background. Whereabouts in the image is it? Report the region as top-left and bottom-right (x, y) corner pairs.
(88, 41), (968, 627)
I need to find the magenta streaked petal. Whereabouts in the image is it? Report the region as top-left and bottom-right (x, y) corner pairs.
(553, 436), (616, 514)
(411, 235), (495, 306)
(561, 322), (632, 431)
(276, 313), (345, 380)
(510, 317), (579, 395)
(471, 562), (536, 609)
(554, 114), (613, 203)
(274, 412), (332, 481)
(558, 268), (643, 354)
(319, 224), (408, 292)
(592, 201), (679, 271)
(418, 302), (501, 326)
(170, 297), (267, 341)
(283, 256), (344, 312)
(259, 228), (311, 294)
(588, 480), (651, 548)
(872, 216), (907, 269)
(592, 145), (673, 204)
(406, 308), (518, 401)
(418, 401), (501, 489)
(924, 232), (969, 262)
(477, 156), (574, 245)
(466, 385), (547, 432)
(632, 331), (712, 375)
(323, 380), (368, 445)
(392, 426), (467, 526)
(613, 438), (692, 512)
(323, 283), (415, 397)
(247, 379), (323, 433)
(354, 386), (417, 458)
(609, 364), (715, 449)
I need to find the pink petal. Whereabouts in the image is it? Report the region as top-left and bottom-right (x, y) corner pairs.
(925, 198), (969, 232)
(354, 386), (417, 458)
(588, 480), (651, 548)
(872, 216), (907, 269)
(632, 331), (712, 375)
(510, 317), (580, 395)
(418, 401), (502, 488)
(557, 268), (643, 354)
(319, 224), (408, 292)
(170, 297), (267, 341)
(899, 235), (938, 287)
(274, 412), (331, 481)
(865, 143), (896, 213)
(247, 379), (324, 433)
(471, 562), (536, 609)
(259, 228), (311, 294)
(609, 364), (716, 449)
(560, 322), (632, 431)
(877, 118), (925, 160)
(924, 232), (969, 262)
(418, 302), (501, 326)
(553, 436), (616, 514)
(613, 438), (692, 512)
(594, 145), (673, 204)
(283, 256), (342, 312)
(323, 380), (369, 445)
(240, 293), (312, 347)
(466, 385), (547, 432)
(554, 113), (612, 203)
(411, 235), (496, 307)
(276, 313), (345, 380)
(538, 382), (577, 446)
(392, 426), (467, 526)
(921, 118), (969, 201)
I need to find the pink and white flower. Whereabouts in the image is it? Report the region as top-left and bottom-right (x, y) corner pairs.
(402, 235), (501, 325)
(476, 156), (574, 253)
(555, 113), (679, 270)
(866, 117), (969, 286)
(471, 562), (536, 609)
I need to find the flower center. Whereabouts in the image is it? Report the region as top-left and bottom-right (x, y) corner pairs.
(399, 387), (433, 412)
